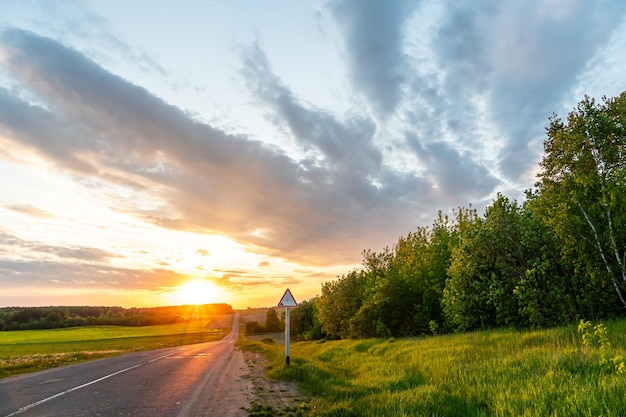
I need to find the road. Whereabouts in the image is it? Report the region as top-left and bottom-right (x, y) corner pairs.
(0, 314), (251, 417)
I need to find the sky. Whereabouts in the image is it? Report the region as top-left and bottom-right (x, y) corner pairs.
(1, 0), (625, 309)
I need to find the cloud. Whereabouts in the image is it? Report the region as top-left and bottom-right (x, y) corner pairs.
(406, 133), (499, 201)
(0, 230), (117, 263)
(422, 0), (626, 181)
(0, 28), (436, 266)
(4, 203), (55, 219)
(327, 0), (415, 118)
(1, 0), (625, 279)
(241, 42), (383, 178)
(0, 259), (184, 290)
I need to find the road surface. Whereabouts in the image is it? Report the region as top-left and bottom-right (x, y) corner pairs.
(0, 314), (251, 417)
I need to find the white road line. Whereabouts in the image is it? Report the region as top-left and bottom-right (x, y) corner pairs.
(3, 349), (184, 417)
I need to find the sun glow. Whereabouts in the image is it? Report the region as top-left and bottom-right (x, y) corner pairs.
(173, 279), (225, 305)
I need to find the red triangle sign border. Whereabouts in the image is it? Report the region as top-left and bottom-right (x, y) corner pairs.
(277, 288), (298, 307)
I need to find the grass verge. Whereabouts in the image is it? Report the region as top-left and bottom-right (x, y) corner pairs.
(239, 319), (626, 416)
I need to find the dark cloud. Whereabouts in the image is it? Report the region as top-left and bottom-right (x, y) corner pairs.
(406, 133), (499, 201)
(241, 41), (435, 248)
(327, 0), (415, 118)
(425, 0), (626, 181)
(242, 42), (382, 174)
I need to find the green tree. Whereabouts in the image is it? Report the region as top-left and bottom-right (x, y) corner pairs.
(443, 197), (528, 331)
(245, 320), (265, 334)
(411, 212), (456, 333)
(514, 194), (580, 327)
(291, 298), (323, 340)
(537, 93), (626, 311)
(349, 247), (399, 338)
(317, 269), (364, 338)
(264, 308), (282, 332)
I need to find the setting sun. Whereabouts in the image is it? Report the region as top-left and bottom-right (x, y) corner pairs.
(174, 279), (224, 305)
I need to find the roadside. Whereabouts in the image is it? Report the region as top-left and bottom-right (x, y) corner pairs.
(240, 348), (310, 416)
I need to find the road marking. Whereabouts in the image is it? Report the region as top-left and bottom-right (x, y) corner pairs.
(39, 379), (63, 385)
(3, 349), (184, 417)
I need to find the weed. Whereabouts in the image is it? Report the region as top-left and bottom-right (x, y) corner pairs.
(247, 401), (277, 417)
(246, 400), (311, 417)
(578, 319), (626, 375)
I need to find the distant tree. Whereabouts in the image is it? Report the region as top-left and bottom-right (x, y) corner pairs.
(245, 320), (265, 334)
(45, 311), (63, 325)
(264, 308), (282, 332)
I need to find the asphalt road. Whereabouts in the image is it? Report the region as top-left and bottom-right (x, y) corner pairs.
(0, 314), (249, 417)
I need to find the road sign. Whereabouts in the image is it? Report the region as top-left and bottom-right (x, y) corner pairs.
(277, 288), (298, 308)
(277, 289), (297, 366)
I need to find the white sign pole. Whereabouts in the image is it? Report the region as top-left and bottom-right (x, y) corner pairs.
(277, 288), (297, 366)
(285, 307), (291, 366)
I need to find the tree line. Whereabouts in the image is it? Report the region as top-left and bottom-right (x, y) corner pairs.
(0, 304), (233, 331)
(288, 93), (626, 340)
(245, 308), (283, 334)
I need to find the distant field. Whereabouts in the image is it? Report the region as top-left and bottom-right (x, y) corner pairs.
(239, 318), (626, 416)
(0, 316), (233, 378)
(246, 332), (285, 344)
(238, 307), (270, 324)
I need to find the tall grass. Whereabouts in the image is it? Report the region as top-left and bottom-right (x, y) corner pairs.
(240, 319), (626, 416)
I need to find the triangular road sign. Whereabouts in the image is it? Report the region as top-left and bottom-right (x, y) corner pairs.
(277, 289), (298, 307)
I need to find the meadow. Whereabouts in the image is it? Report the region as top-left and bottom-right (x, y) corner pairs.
(239, 318), (626, 417)
(0, 318), (231, 378)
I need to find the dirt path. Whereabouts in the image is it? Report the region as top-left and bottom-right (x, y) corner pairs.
(195, 313), (308, 416)
(244, 350), (309, 413)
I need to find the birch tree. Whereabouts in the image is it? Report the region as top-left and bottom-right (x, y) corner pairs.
(537, 93), (626, 309)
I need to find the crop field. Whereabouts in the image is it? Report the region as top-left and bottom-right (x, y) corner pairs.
(0, 317), (232, 378)
(239, 318), (626, 416)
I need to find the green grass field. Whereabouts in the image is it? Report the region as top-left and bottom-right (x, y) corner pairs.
(239, 318), (626, 417)
(0, 319), (232, 378)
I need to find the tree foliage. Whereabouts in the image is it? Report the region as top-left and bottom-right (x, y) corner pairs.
(290, 299), (323, 341)
(289, 92), (626, 341)
(0, 304), (233, 331)
(264, 308), (283, 332)
(537, 93), (626, 310)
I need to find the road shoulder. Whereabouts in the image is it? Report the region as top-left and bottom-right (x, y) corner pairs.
(240, 349), (310, 416)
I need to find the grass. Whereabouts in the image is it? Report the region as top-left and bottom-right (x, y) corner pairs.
(0, 320), (230, 378)
(239, 319), (626, 416)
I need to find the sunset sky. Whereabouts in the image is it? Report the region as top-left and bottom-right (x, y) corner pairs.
(1, 0), (626, 309)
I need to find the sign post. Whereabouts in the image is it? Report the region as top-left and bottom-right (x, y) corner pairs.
(277, 288), (298, 366)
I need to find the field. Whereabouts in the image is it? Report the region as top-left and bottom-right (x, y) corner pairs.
(0, 316), (233, 378)
(6, 310), (626, 416)
(239, 318), (626, 417)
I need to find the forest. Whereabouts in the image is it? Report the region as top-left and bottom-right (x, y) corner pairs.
(0, 303), (233, 331)
(289, 93), (626, 340)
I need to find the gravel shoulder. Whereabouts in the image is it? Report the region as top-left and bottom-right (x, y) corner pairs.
(239, 348), (310, 416)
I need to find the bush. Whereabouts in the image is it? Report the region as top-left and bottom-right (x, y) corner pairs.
(245, 320), (265, 334)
